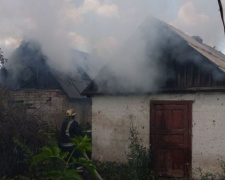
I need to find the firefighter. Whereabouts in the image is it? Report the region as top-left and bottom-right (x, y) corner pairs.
(59, 108), (83, 159)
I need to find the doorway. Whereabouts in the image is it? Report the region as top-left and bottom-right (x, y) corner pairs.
(150, 100), (192, 178)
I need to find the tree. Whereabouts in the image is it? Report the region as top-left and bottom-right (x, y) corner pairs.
(0, 48), (7, 66)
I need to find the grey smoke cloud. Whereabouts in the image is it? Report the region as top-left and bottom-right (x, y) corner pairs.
(0, 0), (225, 81)
(94, 17), (174, 93)
(0, 0), (119, 76)
(94, 16), (225, 94)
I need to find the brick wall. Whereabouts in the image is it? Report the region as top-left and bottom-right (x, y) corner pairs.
(10, 89), (91, 129)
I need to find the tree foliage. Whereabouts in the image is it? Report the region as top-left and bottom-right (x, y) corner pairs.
(126, 123), (154, 180)
(0, 88), (58, 176)
(0, 48), (7, 66)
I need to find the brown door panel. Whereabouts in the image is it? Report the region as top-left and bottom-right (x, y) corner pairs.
(150, 100), (192, 178)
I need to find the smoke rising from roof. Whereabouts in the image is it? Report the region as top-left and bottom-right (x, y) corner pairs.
(0, 0), (120, 77)
(95, 18), (165, 93)
(1, 1), (224, 57)
(0, 1), (225, 92)
(1, 40), (47, 88)
(92, 17), (225, 94)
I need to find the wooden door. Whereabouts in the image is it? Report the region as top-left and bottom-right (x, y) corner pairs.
(150, 101), (192, 178)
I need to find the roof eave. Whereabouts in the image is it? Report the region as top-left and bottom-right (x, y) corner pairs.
(83, 86), (225, 96)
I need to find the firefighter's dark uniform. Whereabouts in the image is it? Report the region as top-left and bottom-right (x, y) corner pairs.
(60, 115), (83, 159)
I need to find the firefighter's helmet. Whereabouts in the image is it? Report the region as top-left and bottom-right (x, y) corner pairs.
(66, 109), (76, 117)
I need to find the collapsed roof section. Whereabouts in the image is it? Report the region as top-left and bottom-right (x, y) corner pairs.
(51, 69), (90, 99)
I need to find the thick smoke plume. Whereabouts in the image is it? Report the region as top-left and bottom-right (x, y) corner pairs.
(0, 1), (225, 92)
(0, 0), (120, 78)
(1, 40), (47, 88)
(94, 17), (225, 94)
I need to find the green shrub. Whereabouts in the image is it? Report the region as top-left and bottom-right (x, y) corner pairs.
(91, 123), (155, 180)
(196, 161), (225, 180)
(0, 89), (59, 177)
(126, 122), (155, 180)
(31, 135), (101, 180)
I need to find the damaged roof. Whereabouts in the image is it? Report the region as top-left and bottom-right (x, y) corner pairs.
(83, 16), (225, 95)
(167, 23), (225, 73)
(0, 41), (91, 99)
(51, 69), (90, 99)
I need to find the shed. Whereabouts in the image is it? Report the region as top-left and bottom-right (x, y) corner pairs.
(83, 17), (225, 178)
(1, 41), (91, 127)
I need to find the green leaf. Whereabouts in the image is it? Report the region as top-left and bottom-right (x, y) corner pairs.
(47, 170), (62, 177)
(32, 153), (50, 166)
(47, 169), (83, 180)
(41, 147), (53, 156)
(78, 157), (97, 177)
(31, 147), (54, 165)
(72, 135), (91, 154)
(71, 157), (78, 164)
(52, 147), (60, 156)
(59, 151), (69, 159)
(63, 169), (83, 180)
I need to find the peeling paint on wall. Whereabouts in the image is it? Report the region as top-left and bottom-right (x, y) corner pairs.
(92, 92), (225, 176)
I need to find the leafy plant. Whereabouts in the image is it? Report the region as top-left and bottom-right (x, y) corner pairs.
(126, 122), (155, 180)
(196, 166), (224, 180)
(0, 89), (58, 176)
(31, 135), (102, 180)
(220, 160), (225, 175)
(200, 173), (216, 180)
(13, 138), (34, 164)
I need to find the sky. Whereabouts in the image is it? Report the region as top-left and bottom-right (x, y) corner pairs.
(0, 0), (225, 73)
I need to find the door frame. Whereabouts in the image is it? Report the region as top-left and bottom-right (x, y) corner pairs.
(150, 100), (193, 178)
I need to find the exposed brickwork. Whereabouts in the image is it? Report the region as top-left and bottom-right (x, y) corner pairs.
(10, 89), (91, 129)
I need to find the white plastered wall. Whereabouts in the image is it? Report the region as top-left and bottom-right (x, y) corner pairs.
(92, 92), (225, 176)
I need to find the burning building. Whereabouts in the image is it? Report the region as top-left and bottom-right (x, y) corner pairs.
(83, 17), (225, 178)
(0, 41), (91, 127)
